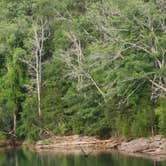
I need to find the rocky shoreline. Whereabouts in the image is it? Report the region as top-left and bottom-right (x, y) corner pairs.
(33, 135), (166, 161)
(35, 135), (121, 149)
(1, 135), (165, 161)
(34, 135), (122, 156)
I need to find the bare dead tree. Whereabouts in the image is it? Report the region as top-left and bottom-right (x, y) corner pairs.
(87, 0), (166, 101)
(19, 17), (49, 116)
(60, 32), (106, 101)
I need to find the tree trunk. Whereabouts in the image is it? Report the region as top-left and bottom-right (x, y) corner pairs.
(36, 52), (41, 117)
(13, 111), (16, 135)
(37, 74), (41, 117)
(151, 126), (155, 137)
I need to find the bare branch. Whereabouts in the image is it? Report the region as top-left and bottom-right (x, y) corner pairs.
(149, 79), (166, 93)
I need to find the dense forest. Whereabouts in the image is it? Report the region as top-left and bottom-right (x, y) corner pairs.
(0, 0), (166, 142)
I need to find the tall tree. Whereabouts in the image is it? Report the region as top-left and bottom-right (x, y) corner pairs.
(20, 18), (49, 117)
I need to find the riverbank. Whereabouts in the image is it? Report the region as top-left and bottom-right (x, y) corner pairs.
(33, 135), (166, 161)
(33, 135), (123, 155)
(1, 135), (166, 161)
(0, 140), (22, 148)
(0, 140), (22, 151)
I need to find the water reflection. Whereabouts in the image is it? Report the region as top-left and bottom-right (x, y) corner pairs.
(0, 150), (165, 166)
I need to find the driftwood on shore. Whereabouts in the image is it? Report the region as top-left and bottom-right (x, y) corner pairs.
(35, 135), (122, 150)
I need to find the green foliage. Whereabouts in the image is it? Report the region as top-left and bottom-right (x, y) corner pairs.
(131, 109), (155, 137)
(157, 99), (166, 136)
(23, 139), (35, 148)
(0, 132), (6, 141)
(0, 0), (166, 140)
(17, 97), (40, 140)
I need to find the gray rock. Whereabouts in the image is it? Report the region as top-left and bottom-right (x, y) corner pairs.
(118, 135), (166, 155)
(119, 138), (150, 153)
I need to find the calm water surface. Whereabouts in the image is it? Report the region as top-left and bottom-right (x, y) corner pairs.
(0, 149), (166, 166)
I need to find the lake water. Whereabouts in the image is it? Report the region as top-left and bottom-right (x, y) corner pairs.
(0, 149), (166, 166)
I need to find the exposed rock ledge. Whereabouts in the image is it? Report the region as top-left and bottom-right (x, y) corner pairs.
(34, 135), (166, 161)
(118, 135), (166, 160)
